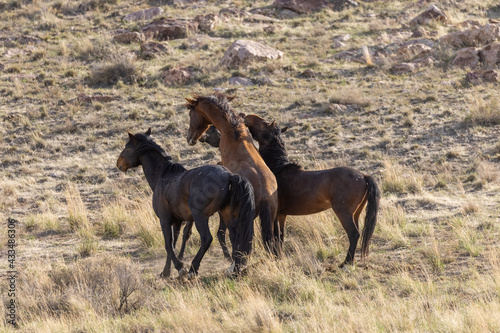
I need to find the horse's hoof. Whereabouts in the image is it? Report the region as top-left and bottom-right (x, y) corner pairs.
(159, 271), (170, 279)
(178, 268), (188, 279)
(187, 271), (196, 280)
(226, 262), (237, 277)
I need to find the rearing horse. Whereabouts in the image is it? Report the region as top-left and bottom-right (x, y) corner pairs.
(244, 114), (381, 267)
(185, 93), (280, 256)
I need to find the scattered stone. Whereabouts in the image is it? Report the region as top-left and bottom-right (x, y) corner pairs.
(299, 69), (316, 78)
(391, 56), (435, 75)
(479, 42), (500, 70)
(228, 77), (255, 86)
(219, 7), (250, 21)
(78, 94), (120, 103)
(273, 0), (357, 13)
(264, 25), (277, 34)
(440, 24), (500, 48)
(140, 42), (170, 59)
(451, 47), (479, 68)
(244, 14), (279, 23)
(465, 70), (498, 85)
(333, 40), (346, 48)
(391, 62), (416, 75)
(113, 29), (144, 44)
(331, 103), (347, 112)
(221, 40), (284, 68)
(409, 5), (448, 27)
(194, 14), (219, 32)
(123, 7), (164, 22)
(254, 75), (274, 85)
(141, 19), (198, 41)
(161, 67), (192, 86)
(0, 63), (4, 71)
(411, 28), (429, 38)
(396, 43), (433, 60)
(332, 34), (350, 48)
(278, 9), (299, 19)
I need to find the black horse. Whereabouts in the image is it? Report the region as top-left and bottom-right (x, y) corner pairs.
(117, 129), (255, 277)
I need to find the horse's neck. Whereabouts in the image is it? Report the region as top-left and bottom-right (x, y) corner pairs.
(259, 141), (289, 173)
(219, 131), (255, 162)
(202, 108), (234, 136)
(139, 152), (169, 191)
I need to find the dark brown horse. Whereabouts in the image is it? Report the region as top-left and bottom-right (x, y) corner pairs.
(185, 93), (281, 256)
(117, 129), (255, 277)
(242, 115), (380, 267)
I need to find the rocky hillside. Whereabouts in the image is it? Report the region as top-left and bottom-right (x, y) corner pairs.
(1, 0), (499, 331)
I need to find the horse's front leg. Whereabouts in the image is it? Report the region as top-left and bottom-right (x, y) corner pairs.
(162, 223), (182, 278)
(159, 216), (186, 279)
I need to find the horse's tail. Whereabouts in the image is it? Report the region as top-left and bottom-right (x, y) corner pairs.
(361, 175), (381, 261)
(228, 174), (255, 269)
(258, 199), (275, 255)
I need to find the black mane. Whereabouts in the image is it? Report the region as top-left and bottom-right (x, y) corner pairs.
(193, 93), (244, 140)
(258, 133), (302, 175)
(134, 134), (186, 175)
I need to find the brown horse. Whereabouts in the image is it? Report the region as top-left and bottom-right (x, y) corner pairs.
(185, 93), (281, 256)
(117, 129), (255, 277)
(243, 114), (380, 267)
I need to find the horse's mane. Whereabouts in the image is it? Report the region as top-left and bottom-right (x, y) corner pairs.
(134, 134), (186, 175)
(192, 93), (244, 140)
(258, 132), (302, 175)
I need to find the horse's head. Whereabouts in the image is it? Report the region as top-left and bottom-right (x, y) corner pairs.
(116, 128), (152, 172)
(199, 125), (221, 148)
(243, 114), (287, 147)
(185, 97), (211, 146)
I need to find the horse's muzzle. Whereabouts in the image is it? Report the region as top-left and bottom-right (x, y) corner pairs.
(116, 157), (128, 172)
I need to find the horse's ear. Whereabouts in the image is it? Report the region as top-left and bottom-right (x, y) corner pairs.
(239, 112), (247, 118)
(185, 98), (196, 106)
(281, 126), (288, 133)
(145, 128), (151, 136)
(128, 131), (135, 141)
(270, 120), (276, 128)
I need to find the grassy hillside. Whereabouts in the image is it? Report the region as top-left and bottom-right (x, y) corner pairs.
(1, 0), (499, 331)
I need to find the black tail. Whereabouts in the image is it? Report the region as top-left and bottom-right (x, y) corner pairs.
(227, 175), (255, 270)
(361, 175), (381, 260)
(258, 200), (275, 255)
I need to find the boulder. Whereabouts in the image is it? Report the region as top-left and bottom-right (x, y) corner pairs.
(161, 67), (192, 86)
(451, 47), (479, 68)
(479, 42), (500, 70)
(141, 19), (198, 41)
(465, 70), (498, 85)
(221, 40), (284, 68)
(440, 24), (500, 48)
(409, 5), (448, 27)
(113, 29), (144, 44)
(194, 14), (219, 32)
(123, 7), (164, 22)
(140, 42), (170, 59)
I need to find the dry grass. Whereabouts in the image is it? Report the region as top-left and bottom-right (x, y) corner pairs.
(1, 0), (500, 331)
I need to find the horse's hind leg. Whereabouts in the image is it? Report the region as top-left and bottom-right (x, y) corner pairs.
(189, 214), (213, 277)
(335, 210), (360, 268)
(178, 220), (193, 260)
(217, 213), (231, 261)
